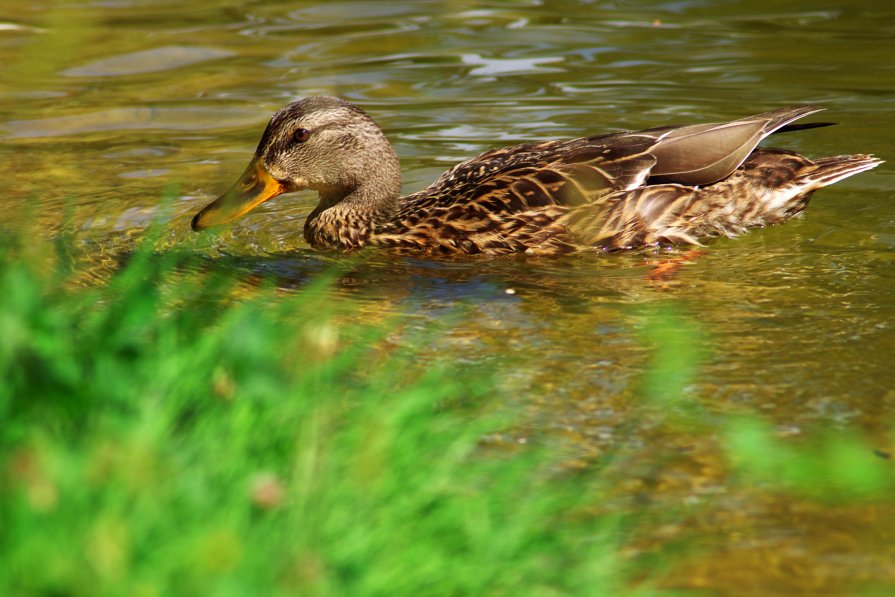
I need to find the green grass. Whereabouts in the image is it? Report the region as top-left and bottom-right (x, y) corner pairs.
(0, 236), (632, 596)
(2, 229), (892, 596)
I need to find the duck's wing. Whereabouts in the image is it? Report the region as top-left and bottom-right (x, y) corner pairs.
(639, 105), (825, 185)
(407, 106), (825, 215)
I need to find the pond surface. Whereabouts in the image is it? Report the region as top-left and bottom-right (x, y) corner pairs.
(2, 0), (894, 591)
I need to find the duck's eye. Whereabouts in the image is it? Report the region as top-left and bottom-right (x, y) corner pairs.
(242, 173), (257, 190)
(292, 128), (311, 143)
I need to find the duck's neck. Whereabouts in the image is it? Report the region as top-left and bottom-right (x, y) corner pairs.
(304, 182), (400, 251)
(302, 126), (403, 251)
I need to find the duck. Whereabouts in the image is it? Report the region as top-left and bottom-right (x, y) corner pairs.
(191, 97), (881, 256)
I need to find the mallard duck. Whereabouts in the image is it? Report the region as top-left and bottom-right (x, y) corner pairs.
(191, 97), (881, 255)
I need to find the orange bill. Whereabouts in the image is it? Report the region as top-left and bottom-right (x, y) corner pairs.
(191, 158), (286, 231)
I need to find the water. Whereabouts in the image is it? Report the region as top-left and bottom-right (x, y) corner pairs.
(2, 0), (894, 591)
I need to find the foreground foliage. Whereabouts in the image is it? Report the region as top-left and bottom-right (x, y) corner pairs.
(1, 231), (891, 595)
(0, 239), (625, 596)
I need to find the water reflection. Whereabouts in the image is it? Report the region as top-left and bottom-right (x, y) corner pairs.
(63, 45), (233, 77)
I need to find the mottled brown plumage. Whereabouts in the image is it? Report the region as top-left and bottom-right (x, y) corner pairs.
(191, 97), (882, 255)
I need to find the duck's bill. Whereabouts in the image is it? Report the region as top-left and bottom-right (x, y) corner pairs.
(191, 159), (286, 231)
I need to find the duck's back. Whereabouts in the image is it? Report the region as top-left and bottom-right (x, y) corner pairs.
(410, 134), (656, 208)
(366, 107), (880, 255)
(370, 135), (660, 254)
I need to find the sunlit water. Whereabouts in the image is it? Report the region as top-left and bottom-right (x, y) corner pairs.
(2, 0), (894, 590)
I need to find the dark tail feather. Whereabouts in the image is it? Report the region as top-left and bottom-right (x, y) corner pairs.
(775, 121), (836, 134)
(800, 154), (883, 190)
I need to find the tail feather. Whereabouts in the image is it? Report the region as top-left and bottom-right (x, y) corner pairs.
(801, 154), (883, 190)
(774, 121), (836, 134)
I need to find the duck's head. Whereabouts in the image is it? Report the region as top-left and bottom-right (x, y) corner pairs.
(191, 96), (400, 231)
